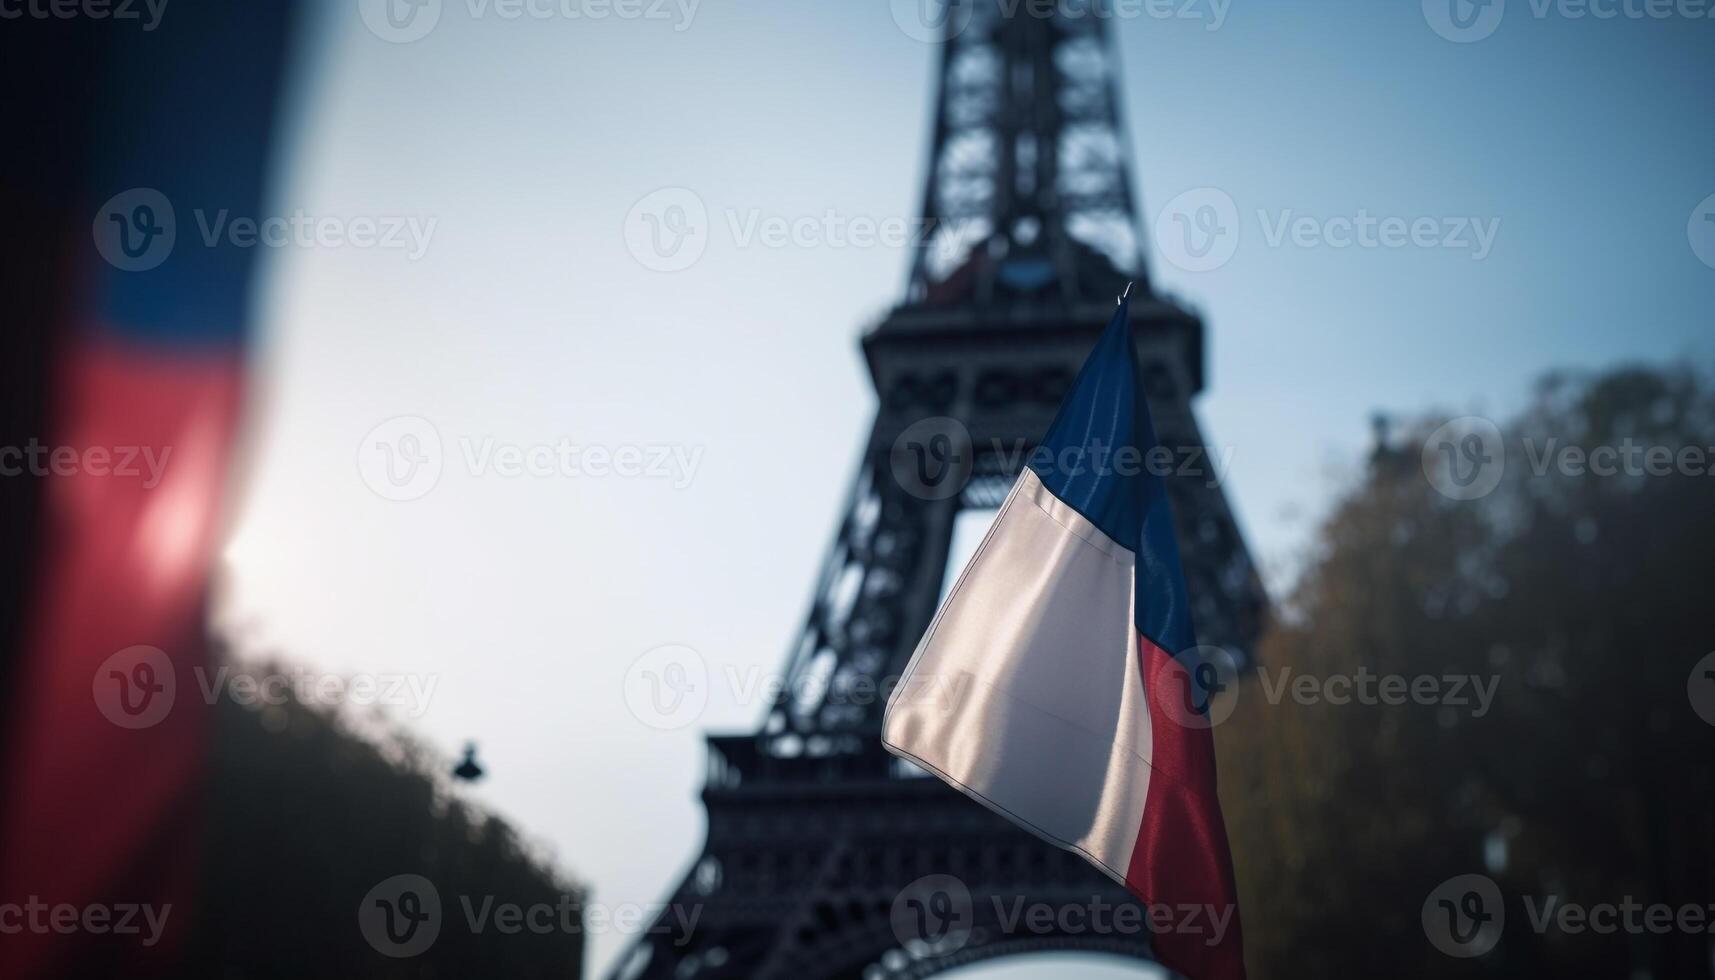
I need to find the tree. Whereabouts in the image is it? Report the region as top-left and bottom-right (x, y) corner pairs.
(188, 655), (585, 978)
(1220, 364), (1715, 978)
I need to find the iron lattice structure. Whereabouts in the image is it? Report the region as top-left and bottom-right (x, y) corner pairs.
(610, 4), (1265, 978)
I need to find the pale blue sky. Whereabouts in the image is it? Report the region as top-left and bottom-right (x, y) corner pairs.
(219, 1), (1713, 974)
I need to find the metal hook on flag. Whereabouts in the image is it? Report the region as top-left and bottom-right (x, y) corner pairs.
(1118, 281), (1134, 305)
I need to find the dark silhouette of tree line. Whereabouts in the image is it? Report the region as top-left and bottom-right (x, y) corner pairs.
(187, 656), (584, 978)
(1221, 363), (1715, 978)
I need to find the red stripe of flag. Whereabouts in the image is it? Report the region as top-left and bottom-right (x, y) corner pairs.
(1128, 633), (1247, 980)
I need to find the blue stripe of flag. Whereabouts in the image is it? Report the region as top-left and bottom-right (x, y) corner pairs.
(1026, 297), (1197, 656)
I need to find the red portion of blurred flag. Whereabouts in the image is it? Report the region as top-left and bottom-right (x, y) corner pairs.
(0, 343), (244, 977)
(0, 3), (298, 975)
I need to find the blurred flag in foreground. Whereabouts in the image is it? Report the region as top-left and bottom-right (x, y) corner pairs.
(883, 295), (1246, 980)
(0, 4), (297, 977)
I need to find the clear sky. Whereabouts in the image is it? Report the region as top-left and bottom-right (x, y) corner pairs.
(219, 0), (1714, 974)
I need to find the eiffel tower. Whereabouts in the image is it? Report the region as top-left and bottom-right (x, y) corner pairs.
(610, 4), (1265, 978)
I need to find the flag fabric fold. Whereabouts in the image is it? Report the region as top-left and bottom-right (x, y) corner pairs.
(882, 296), (1246, 980)
(0, 5), (296, 976)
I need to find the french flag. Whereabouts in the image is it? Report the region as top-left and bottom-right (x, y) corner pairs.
(0, 4), (296, 976)
(883, 295), (1246, 980)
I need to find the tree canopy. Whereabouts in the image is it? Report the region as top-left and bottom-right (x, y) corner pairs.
(1220, 363), (1715, 978)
